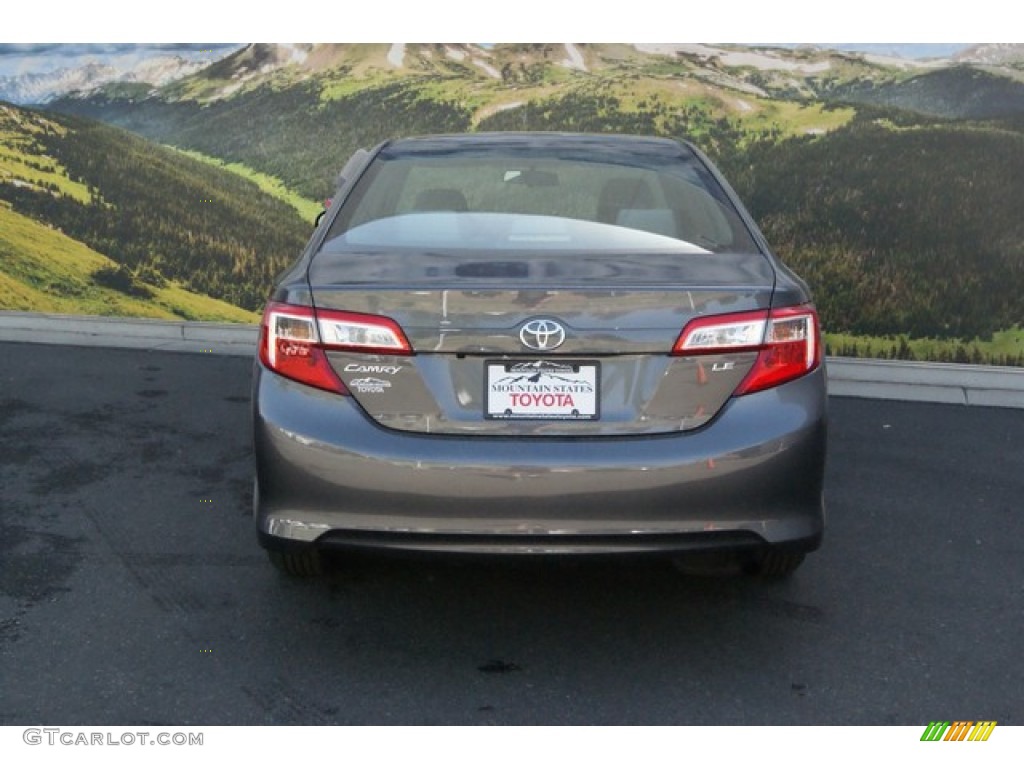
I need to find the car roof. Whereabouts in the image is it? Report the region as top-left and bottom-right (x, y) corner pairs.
(379, 132), (694, 159)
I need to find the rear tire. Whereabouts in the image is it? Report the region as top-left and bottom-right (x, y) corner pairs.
(267, 548), (324, 578)
(743, 549), (806, 579)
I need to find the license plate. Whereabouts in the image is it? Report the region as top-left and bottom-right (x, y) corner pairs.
(485, 360), (599, 420)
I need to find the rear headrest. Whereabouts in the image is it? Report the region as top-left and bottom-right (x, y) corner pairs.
(412, 188), (469, 212)
(597, 178), (655, 223)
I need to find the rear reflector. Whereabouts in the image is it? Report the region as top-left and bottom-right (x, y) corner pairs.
(258, 302), (412, 394)
(674, 305), (821, 395)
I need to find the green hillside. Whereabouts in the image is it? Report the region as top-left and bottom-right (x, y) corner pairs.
(0, 102), (309, 314)
(828, 67), (1024, 119)
(732, 114), (1024, 346)
(0, 201), (257, 321)
(31, 45), (1024, 363)
(167, 146), (322, 221)
(54, 79), (474, 201)
(51, 44), (873, 201)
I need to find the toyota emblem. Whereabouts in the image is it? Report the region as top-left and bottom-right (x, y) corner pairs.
(519, 319), (566, 351)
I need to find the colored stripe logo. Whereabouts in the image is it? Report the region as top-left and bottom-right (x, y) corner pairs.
(920, 721), (997, 741)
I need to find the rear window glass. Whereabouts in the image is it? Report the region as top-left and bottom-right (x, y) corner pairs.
(321, 142), (759, 255)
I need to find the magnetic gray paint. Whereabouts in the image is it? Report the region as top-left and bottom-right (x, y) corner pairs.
(310, 252), (775, 435)
(328, 350), (755, 436)
(253, 363), (826, 554)
(254, 131), (826, 560)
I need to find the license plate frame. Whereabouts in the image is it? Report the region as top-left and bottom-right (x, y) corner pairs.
(485, 360), (600, 421)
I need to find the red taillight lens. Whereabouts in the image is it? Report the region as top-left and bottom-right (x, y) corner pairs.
(673, 305), (821, 395)
(258, 302), (412, 394)
(736, 306), (821, 395)
(259, 303), (346, 394)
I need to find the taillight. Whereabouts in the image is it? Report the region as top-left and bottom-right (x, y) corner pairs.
(673, 305), (821, 395)
(258, 302), (412, 394)
(315, 310), (412, 355)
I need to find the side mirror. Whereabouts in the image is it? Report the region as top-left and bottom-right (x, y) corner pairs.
(314, 198), (333, 229)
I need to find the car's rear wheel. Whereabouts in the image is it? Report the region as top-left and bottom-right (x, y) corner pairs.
(267, 548), (324, 577)
(743, 549), (806, 579)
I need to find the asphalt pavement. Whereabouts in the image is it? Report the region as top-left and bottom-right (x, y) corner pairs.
(1, 341), (1022, 725)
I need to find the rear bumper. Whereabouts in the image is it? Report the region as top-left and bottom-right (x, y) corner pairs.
(253, 363), (827, 555)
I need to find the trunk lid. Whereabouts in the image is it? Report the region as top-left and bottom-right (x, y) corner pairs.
(309, 250), (775, 436)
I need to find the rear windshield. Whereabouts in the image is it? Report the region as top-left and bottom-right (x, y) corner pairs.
(321, 142), (760, 255)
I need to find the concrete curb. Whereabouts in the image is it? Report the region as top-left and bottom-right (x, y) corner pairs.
(826, 358), (1024, 408)
(0, 311), (257, 356)
(2, 311), (1022, 408)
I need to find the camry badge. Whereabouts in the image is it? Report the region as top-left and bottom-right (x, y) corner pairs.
(519, 319), (566, 351)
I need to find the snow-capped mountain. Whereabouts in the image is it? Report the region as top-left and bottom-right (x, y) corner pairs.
(955, 43), (1024, 65)
(0, 53), (218, 105)
(4, 42), (1014, 108)
(1, 61), (115, 104)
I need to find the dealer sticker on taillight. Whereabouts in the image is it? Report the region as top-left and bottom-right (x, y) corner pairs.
(485, 360), (599, 420)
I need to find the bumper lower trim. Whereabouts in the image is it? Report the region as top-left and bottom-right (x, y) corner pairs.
(260, 527), (821, 557)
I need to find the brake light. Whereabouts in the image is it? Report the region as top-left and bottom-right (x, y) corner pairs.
(673, 305), (821, 395)
(258, 302), (412, 394)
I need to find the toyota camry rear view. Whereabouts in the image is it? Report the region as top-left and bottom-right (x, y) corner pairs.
(252, 132), (826, 577)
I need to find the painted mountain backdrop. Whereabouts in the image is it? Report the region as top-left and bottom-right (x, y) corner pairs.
(2, 43), (1023, 364)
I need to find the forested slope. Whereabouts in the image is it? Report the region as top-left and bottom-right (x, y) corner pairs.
(733, 115), (1024, 343)
(1, 103), (309, 311)
(32, 45), (1024, 361)
(54, 80), (473, 201)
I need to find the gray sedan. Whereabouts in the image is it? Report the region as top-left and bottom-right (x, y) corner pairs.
(252, 132), (826, 577)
